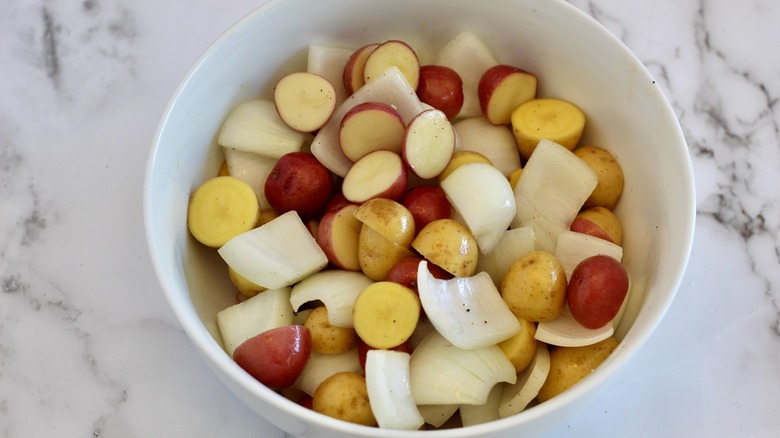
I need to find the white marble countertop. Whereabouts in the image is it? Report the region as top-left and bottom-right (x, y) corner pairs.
(1, 0), (778, 436)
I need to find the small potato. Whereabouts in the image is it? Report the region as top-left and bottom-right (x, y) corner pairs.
(575, 206), (623, 246)
(358, 225), (417, 281)
(353, 281), (420, 349)
(567, 255), (629, 329)
(573, 145), (624, 210)
(353, 198), (416, 247)
(411, 218), (479, 277)
(305, 306), (357, 354)
(313, 372), (377, 426)
(228, 266), (266, 298)
(498, 317), (537, 373)
(537, 336), (619, 402)
(501, 251), (566, 322)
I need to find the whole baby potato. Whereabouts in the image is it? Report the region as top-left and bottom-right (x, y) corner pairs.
(411, 218), (479, 277)
(537, 336), (619, 402)
(304, 306), (357, 354)
(313, 372), (377, 426)
(573, 145), (624, 210)
(501, 251), (566, 322)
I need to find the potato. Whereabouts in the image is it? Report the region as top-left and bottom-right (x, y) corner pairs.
(353, 281), (420, 349)
(500, 251), (566, 322)
(497, 317), (537, 373)
(353, 198), (416, 247)
(574, 206), (623, 245)
(573, 145), (624, 210)
(233, 325), (312, 390)
(537, 336), (619, 402)
(228, 266), (266, 298)
(411, 218), (479, 277)
(313, 372), (377, 426)
(358, 224), (416, 280)
(567, 255), (629, 329)
(305, 306), (357, 354)
(264, 152), (334, 218)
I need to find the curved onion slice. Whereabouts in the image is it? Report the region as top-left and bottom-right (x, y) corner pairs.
(459, 383), (503, 426)
(290, 269), (373, 328)
(365, 350), (424, 430)
(535, 305), (614, 347)
(216, 287), (293, 357)
(417, 404), (458, 428)
(441, 162), (516, 254)
(477, 226), (535, 286)
(292, 347), (361, 396)
(555, 230), (623, 280)
(417, 261), (520, 349)
(453, 116), (521, 176)
(410, 331), (516, 405)
(499, 342), (551, 418)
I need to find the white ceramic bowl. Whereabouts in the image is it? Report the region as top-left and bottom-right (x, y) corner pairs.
(144, 0), (695, 436)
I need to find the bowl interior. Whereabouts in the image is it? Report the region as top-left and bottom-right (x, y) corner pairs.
(144, 0), (694, 436)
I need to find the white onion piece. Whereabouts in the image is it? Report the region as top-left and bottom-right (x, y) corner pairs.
(417, 261), (520, 349)
(217, 99), (306, 159)
(499, 342), (551, 418)
(290, 269), (373, 328)
(477, 226), (536, 287)
(416, 404), (459, 428)
(459, 383), (503, 426)
(534, 305), (614, 347)
(307, 44), (352, 107)
(218, 211), (328, 289)
(292, 347), (361, 396)
(365, 350), (424, 430)
(222, 148), (276, 211)
(511, 139), (597, 253)
(441, 162), (516, 254)
(555, 230), (623, 280)
(453, 117), (521, 176)
(216, 287), (293, 357)
(410, 331), (516, 405)
(435, 31), (499, 119)
(311, 66), (427, 176)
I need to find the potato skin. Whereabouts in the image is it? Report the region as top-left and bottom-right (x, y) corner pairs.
(575, 206), (623, 245)
(573, 145), (624, 210)
(358, 224), (416, 281)
(500, 251), (566, 322)
(304, 306), (357, 354)
(497, 317), (538, 373)
(411, 218), (479, 277)
(312, 372), (377, 426)
(537, 336), (619, 402)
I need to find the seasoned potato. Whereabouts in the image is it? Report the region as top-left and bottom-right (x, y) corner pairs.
(358, 225), (416, 281)
(501, 251), (566, 322)
(353, 198), (416, 247)
(313, 372), (377, 426)
(304, 306), (356, 354)
(411, 218), (479, 277)
(575, 206), (623, 246)
(537, 336), (619, 402)
(573, 145), (624, 210)
(498, 317), (537, 373)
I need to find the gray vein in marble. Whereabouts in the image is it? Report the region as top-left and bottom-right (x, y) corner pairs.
(41, 6), (61, 89)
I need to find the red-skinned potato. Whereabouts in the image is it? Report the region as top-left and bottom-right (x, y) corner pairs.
(385, 256), (453, 294)
(339, 102), (405, 162)
(570, 216), (614, 243)
(567, 255), (629, 329)
(273, 72), (337, 132)
(233, 325), (312, 390)
(478, 64), (538, 125)
(402, 109), (456, 179)
(265, 152), (334, 218)
(416, 65), (464, 120)
(574, 206), (623, 246)
(343, 43), (380, 95)
(316, 203), (362, 271)
(362, 40), (420, 90)
(342, 150), (408, 203)
(400, 185), (452, 231)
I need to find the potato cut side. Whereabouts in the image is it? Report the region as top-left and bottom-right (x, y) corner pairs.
(511, 98), (586, 159)
(307, 44), (352, 107)
(274, 72), (337, 132)
(362, 40), (420, 90)
(402, 109), (456, 179)
(353, 281), (420, 349)
(187, 176), (260, 248)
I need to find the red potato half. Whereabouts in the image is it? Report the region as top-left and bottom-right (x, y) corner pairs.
(339, 102), (405, 162)
(274, 72), (337, 132)
(362, 40), (420, 90)
(567, 255), (630, 329)
(478, 65), (538, 125)
(316, 203), (362, 271)
(264, 152), (334, 218)
(416, 65), (464, 120)
(402, 109), (456, 179)
(233, 325), (312, 390)
(343, 43), (380, 95)
(400, 185), (452, 231)
(341, 150), (408, 203)
(569, 216), (614, 244)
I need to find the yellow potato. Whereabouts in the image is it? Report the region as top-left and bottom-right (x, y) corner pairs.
(217, 160), (230, 177)
(573, 145), (624, 210)
(353, 281), (420, 349)
(507, 167), (523, 190)
(437, 150), (492, 183)
(537, 336), (619, 402)
(305, 306), (357, 354)
(256, 209), (280, 227)
(411, 218), (479, 277)
(511, 98), (585, 160)
(358, 225), (416, 281)
(498, 317), (538, 373)
(228, 266), (266, 298)
(187, 176), (260, 248)
(576, 206), (623, 246)
(353, 198), (416, 247)
(313, 372), (377, 427)
(501, 251), (566, 322)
